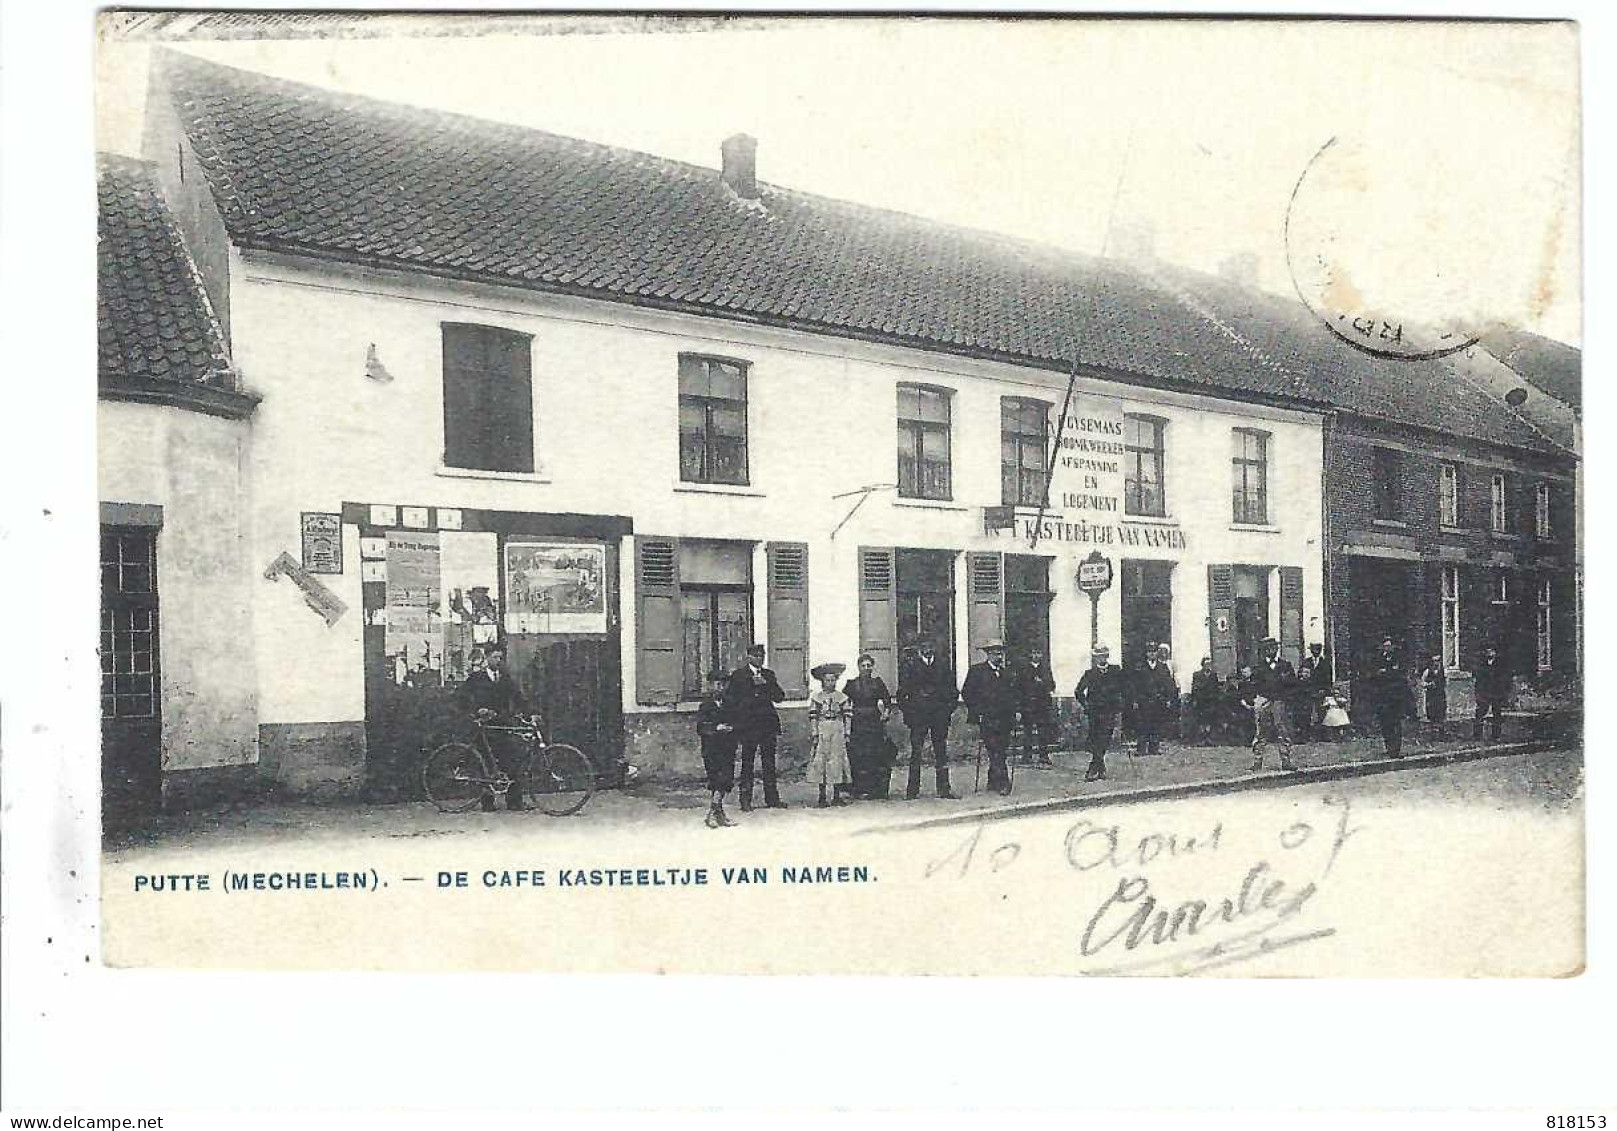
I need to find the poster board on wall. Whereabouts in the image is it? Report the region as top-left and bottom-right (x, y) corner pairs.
(504, 541), (608, 635)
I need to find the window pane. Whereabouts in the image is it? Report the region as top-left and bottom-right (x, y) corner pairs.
(917, 388), (950, 424)
(707, 362), (746, 403)
(710, 404), (746, 439)
(680, 593), (714, 697)
(680, 541), (751, 585)
(897, 386), (922, 420)
(920, 425), (949, 462)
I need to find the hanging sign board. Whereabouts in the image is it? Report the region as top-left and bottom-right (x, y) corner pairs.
(300, 512), (343, 575)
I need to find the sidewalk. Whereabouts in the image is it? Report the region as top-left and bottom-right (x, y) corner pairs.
(632, 717), (1571, 826)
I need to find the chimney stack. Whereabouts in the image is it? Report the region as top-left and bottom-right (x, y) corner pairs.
(721, 133), (759, 200)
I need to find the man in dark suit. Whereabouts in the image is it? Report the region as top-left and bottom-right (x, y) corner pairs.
(1472, 645), (1511, 742)
(896, 638), (960, 800)
(724, 643), (788, 811)
(1013, 647), (1057, 765)
(1130, 646), (1180, 756)
(1367, 637), (1411, 757)
(1248, 637), (1298, 771)
(458, 642), (531, 811)
(1075, 644), (1127, 781)
(962, 639), (1018, 796)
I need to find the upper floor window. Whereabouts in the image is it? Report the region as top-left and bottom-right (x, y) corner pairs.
(1535, 482), (1552, 538)
(678, 355), (749, 485)
(1373, 447), (1404, 521)
(1231, 428), (1270, 525)
(897, 384), (952, 501)
(1490, 473), (1508, 533)
(442, 323), (534, 473)
(1439, 463), (1460, 527)
(1000, 397), (1050, 507)
(1124, 414), (1167, 517)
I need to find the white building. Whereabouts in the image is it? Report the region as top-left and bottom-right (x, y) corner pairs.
(103, 53), (1327, 807)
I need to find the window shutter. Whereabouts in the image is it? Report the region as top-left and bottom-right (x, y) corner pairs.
(857, 547), (898, 688)
(491, 331), (535, 474)
(966, 551), (1005, 660)
(635, 536), (681, 706)
(1279, 566), (1304, 668)
(442, 326), (481, 468)
(766, 542), (809, 699)
(1207, 563), (1236, 677)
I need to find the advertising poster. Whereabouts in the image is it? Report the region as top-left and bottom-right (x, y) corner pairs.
(384, 530), (443, 685)
(439, 530), (500, 682)
(504, 540), (607, 634)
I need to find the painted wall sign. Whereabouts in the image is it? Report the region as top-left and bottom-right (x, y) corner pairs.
(440, 531), (500, 682)
(504, 541), (608, 635)
(300, 512), (343, 574)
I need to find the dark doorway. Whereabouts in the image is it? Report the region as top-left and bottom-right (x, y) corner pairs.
(1232, 565), (1270, 670)
(1121, 559), (1174, 668)
(896, 549), (956, 667)
(1348, 557), (1413, 677)
(1005, 554), (1053, 662)
(101, 526), (161, 831)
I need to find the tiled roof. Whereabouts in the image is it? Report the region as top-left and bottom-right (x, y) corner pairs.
(155, 52), (1571, 456)
(98, 153), (236, 389)
(1153, 266), (1569, 455)
(156, 52), (1308, 407)
(1483, 327), (1582, 414)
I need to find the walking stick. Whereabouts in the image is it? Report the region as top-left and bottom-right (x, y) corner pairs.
(973, 737), (984, 793)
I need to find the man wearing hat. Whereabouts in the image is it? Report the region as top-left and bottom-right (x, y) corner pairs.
(1364, 637), (1413, 757)
(723, 643), (789, 811)
(458, 641), (531, 811)
(1249, 637), (1299, 771)
(962, 639), (1018, 795)
(896, 638), (960, 799)
(1471, 644), (1511, 742)
(1075, 645), (1127, 781)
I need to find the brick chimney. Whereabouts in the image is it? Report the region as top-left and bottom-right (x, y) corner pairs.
(721, 133), (759, 200)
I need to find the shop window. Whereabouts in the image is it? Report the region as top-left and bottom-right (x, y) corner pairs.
(1231, 428), (1270, 525)
(1440, 463), (1460, 527)
(678, 354), (749, 485)
(1373, 447), (1404, 521)
(1000, 397), (1050, 506)
(442, 323), (535, 473)
(1124, 414), (1167, 517)
(897, 385), (952, 501)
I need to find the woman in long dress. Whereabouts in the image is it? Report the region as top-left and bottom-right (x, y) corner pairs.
(843, 653), (894, 799)
(805, 663), (853, 807)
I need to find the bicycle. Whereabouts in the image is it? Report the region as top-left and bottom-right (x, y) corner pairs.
(422, 713), (598, 816)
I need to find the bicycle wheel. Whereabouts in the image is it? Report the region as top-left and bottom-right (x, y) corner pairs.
(524, 743), (597, 816)
(422, 742), (492, 813)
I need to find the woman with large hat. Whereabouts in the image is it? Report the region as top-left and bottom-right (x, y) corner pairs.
(805, 662), (853, 807)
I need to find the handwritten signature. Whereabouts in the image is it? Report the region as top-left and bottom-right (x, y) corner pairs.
(925, 795), (1362, 975)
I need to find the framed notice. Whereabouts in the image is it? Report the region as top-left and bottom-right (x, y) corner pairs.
(504, 541), (608, 634)
(300, 512), (343, 574)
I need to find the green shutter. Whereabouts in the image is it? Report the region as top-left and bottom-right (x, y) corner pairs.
(634, 536), (681, 705)
(1279, 566), (1304, 668)
(966, 551), (1005, 659)
(766, 542), (809, 698)
(857, 547), (898, 688)
(1208, 563), (1236, 677)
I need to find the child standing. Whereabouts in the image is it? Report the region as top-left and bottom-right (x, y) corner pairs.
(806, 663), (853, 807)
(697, 671), (738, 828)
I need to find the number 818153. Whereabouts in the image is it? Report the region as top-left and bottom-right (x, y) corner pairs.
(1547, 1118), (1607, 1128)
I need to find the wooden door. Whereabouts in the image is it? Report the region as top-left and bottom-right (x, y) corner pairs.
(101, 527), (161, 830)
